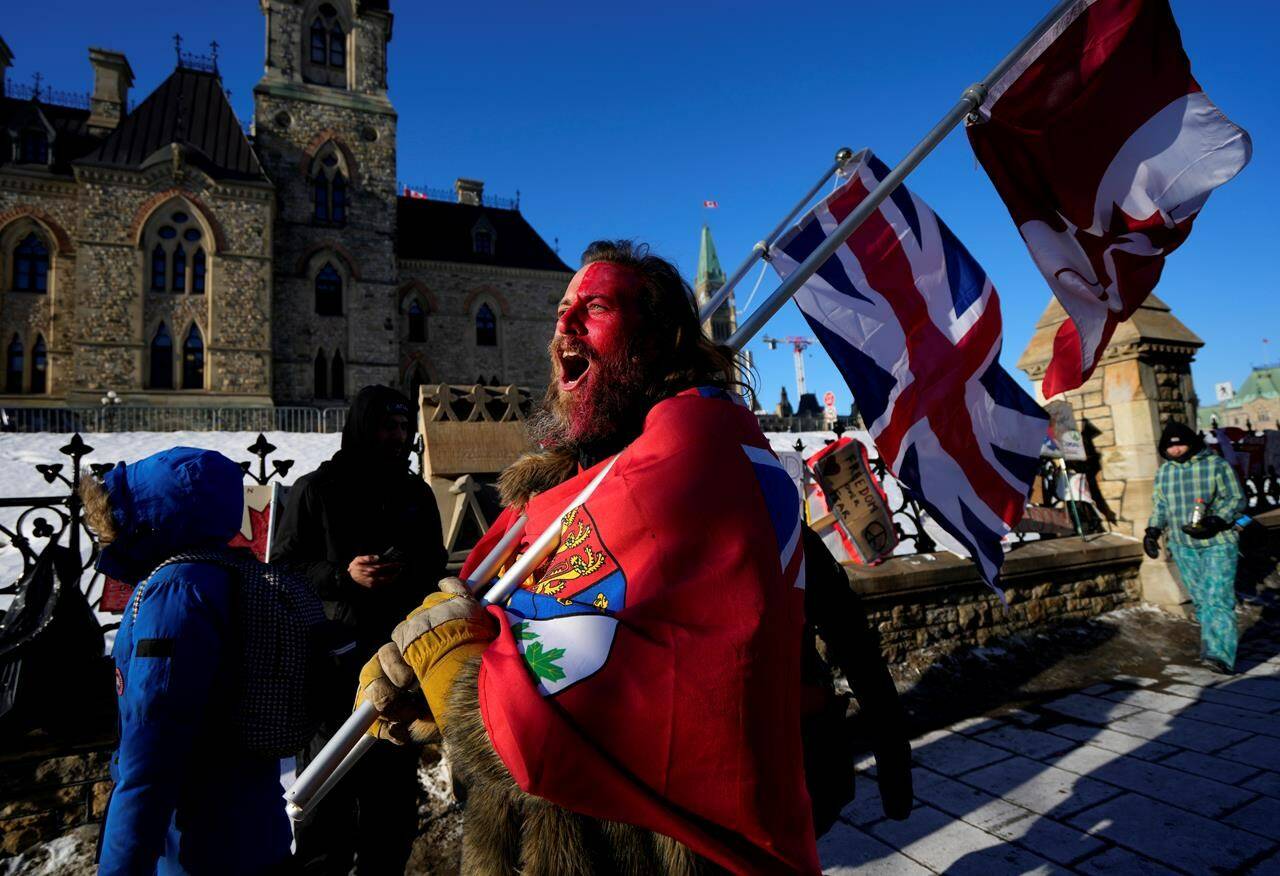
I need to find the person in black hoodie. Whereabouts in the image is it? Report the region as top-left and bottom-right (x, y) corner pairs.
(275, 384), (447, 874)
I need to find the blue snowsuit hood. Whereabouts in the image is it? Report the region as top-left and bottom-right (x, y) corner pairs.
(96, 447), (244, 585)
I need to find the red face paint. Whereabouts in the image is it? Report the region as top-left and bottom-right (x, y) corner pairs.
(550, 262), (646, 442)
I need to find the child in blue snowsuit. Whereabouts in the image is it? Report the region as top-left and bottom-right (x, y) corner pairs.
(86, 448), (292, 875)
(1144, 421), (1246, 674)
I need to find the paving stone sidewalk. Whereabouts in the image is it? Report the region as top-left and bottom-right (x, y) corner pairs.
(819, 621), (1280, 874)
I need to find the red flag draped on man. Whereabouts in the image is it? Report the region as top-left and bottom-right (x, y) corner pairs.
(968, 0), (1251, 398)
(463, 386), (818, 874)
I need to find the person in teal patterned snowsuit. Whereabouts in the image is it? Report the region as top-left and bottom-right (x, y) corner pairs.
(1144, 421), (1246, 673)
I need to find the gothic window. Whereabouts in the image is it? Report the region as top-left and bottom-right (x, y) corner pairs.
(330, 348), (346, 399)
(172, 245), (187, 292)
(143, 205), (209, 296)
(311, 146), (350, 225)
(304, 3), (348, 88)
(407, 299), (426, 342)
(30, 334), (47, 394)
(12, 232), (48, 292)
(151, 245), (166, 291)
(5, 335), (22, 393)
(310, 17), (328, 64)
(473, 228), (494, 257)
(475, 303), (497, 347)
(314, 349), (328, 398)
(192, 248), (206, 294)
(149, 323), (174, 390)
(18, 129), (49, 165)
(182, 325), (204, 390)
(315, 263), (343, 316)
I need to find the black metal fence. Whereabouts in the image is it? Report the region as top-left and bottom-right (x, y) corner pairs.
(0, 405), (349, 434)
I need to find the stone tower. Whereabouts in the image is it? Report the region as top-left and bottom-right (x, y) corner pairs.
(1019, 294), (1203, 613)
(253, 0), (398, 403)
(694, 225), (734, 343)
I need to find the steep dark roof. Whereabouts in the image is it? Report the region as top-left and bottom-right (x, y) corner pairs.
(78, 66), (264, 182)
(0, 97), (101, 174)
(395, 197), (572, 272)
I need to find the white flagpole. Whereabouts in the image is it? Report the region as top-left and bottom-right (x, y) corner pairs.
(729, 0), (1079, 349)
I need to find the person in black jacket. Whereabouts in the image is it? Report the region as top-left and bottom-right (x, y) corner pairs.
(275, 384), (447, 875)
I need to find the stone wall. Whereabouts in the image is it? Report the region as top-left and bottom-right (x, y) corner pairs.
(396, 262), (567, 389)
(0, 745), (112, 857)
(849, 535), (1144, 665)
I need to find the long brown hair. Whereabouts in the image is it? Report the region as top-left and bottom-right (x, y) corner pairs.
(579, 239), (756, 406)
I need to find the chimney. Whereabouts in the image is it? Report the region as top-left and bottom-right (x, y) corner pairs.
(87, 47), (134, 135)
(0, 37), (13, 92)
(455, 178), (484, 206)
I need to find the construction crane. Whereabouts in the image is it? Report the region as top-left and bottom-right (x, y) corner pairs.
(762, 335), (815, 397)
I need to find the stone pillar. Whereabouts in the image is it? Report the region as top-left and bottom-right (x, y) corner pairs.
(1018, 294), (1203, 614)
(455, 178), (484, 206)
(87, 48), (133, 136)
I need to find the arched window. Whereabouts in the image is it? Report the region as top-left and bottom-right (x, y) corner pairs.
(19, 129), (49, 165)
(407, 299), (426, 342)
(30, 335), (46, 394)
(315, 262), (343, 316)
(314, 349), (328, 398)
(311, 145), (350, 225)
(13, 233), (49, 292)
(172, 244), (187, 292)
(305, 3), (348, 88)
(192, 248), (206, 294)
(182, 325), (204, 390)
(330, 349), (345, 400)
(149, 323), (174, 390)
(143, 205), (208, 295)
(5, 335), (22, 393)
(475, 303), (497, 347)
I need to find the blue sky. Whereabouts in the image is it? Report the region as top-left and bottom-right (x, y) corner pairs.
(5, 0), (1276, 411)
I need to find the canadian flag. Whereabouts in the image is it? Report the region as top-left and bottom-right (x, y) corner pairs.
(703, 199), (719, 208)
(968, 0), (1250, 398)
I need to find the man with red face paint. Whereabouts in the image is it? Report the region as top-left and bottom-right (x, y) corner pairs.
(355, 241), (910, 873)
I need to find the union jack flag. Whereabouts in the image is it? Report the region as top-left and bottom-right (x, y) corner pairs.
(770, 151), (1048, 589)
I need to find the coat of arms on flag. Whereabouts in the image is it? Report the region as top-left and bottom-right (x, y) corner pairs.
(502, 504), (627, 696)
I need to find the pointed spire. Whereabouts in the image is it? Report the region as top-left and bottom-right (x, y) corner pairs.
(694, 224), (726, 306)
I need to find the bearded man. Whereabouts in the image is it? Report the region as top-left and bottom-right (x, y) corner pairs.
(358, 241), (849, 873)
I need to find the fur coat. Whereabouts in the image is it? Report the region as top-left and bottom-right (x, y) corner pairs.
(445, 448), (717, 875)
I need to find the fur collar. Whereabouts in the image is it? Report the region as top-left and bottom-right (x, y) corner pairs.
(498, 447), (579, 510)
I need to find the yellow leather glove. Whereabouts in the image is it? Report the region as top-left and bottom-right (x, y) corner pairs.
(356, 577), (497, 742)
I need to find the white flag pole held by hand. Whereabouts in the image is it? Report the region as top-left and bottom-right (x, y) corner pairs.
(286, 0), (1079, 820)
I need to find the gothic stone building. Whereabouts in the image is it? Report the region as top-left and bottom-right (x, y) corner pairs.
(0, 1), (571, 409)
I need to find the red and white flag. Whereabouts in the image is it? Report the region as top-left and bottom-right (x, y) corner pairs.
(968, 0), (1251, 398)
(703, 199), (719, 208)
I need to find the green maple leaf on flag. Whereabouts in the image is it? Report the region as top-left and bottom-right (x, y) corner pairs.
(511, 622), (537, 641)
(523, 641), (567, 682)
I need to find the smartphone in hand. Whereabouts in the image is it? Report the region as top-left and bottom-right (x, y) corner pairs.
(379, 545), (408, 565)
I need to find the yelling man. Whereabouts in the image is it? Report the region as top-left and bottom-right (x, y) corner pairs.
(357, 241), (823, 872)
(1145, 420), (1245, 674)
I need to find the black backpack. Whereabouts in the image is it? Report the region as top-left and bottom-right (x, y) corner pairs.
(142, 548), (332, 756)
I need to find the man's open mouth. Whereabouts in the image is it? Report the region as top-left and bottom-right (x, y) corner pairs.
(558, 348), (592, 391)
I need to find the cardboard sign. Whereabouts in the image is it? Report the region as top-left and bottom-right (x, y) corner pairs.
(807, 438), (897, 564)
(1043, 400), (1086, 461)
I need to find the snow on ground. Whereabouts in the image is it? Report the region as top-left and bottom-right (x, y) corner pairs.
(0, 428), (963, 612)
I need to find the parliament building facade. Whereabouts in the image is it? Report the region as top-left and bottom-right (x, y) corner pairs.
(0, 0), (571, 408)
